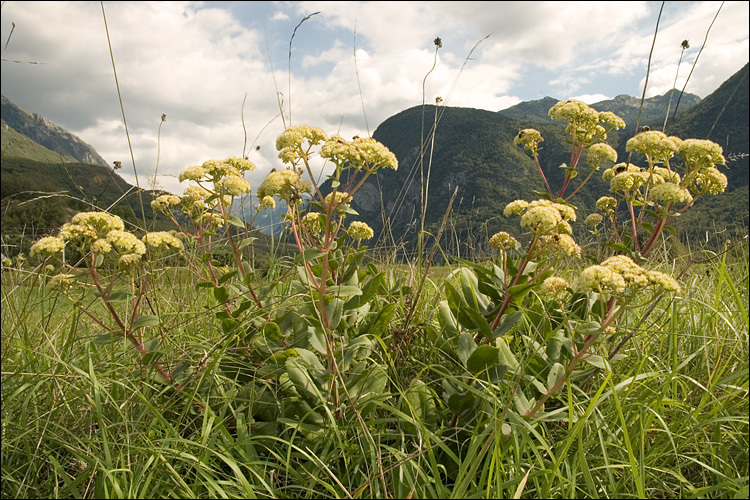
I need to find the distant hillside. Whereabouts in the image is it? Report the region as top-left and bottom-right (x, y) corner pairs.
(1, 94), (108, 167)
(321, 67), (747, 256)
(1, 98), (169, 254)
(2, 119), (78, 164)
(664, 63), (750, 239)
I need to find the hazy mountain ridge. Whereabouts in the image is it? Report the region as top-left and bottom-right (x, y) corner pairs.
(1, 94), (109, 167)
(321, 65), (748, 253)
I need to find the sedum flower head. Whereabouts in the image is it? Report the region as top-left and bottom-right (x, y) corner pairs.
(46, 273), (75, 292)
(301, 212), (323, 234)
(596, 196), (618, 213)
(540, 276), (569, 299)
(647, 270), (681, 293)
(521, 205), (563, 234)
(259, 196), (276, 209)
(181, 186), (211, 213)
(71, 212), (125, 238)
(514, 128), (544, 156)
(142, 231), (184, 252)
(151, 194), (182, 213)
(677, 139), (725, 170)
(324, 191), (353, 208)
(91, 238), (113, 254)
(598, 111), (626, 130)
(321, 135), (398, 171)
(347, 221), (374, 240)
(276, 125), (328, 165)
(504, 199), (529, 217)
(256, 169), (312, 203)
(30, 236), (66, 257)
(197, 212), (225, 227)
(223, 156), (256, 172)
(577, 265), (627, 294)
(587, 143), (618, 169)
(548, 99), (608, 142)
(542, 233), (581, 258)
(601, 255), (650, 288)
(106, 230), (146, 255)
(117, 253), (142, 267)
(489, 231), (517, 250)
(179, 165), (207, 183)
(214, 175), (252, 196)
(626, 130), (678, 163)
(649, 182), (693, 204)
(201, 159), (241, 179)
(585, 213), (603, 226)
(610, 166), (649, 193)
(693, 167), (727, 195)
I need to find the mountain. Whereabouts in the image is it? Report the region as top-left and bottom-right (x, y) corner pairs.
(1, 94), (109, 167)
(1, 97), (170, 251)
(321, 67), (747, 256)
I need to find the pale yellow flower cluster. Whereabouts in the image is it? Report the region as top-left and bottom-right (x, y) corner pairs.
(678, 139), (725, 170)
(61, 212), (125, 242)
(259, 196), (276, 209)
(142, 231), (184, 252)
(151, 194), (182, 213)
(214, 175), (252, 196)
(324, 191), (353, 208)
(106, 230), (147, 256)
(506, 199), (577, 236)
(596, 196), (618, 214)
(693, 167), (728, 195)
(31, 210), (156, 268)
(320, 135), (398, 172)
(626, 130), (680, 164)
(539, 276), (569, 299)
(542, 233), (581, 258)
(276, 125), (328, 164)
(514, 129), (544, 156)
(30, 236), (66, 257)
(46, 273), (75, 291)
(649, 183), (693, 204)
(607, 163), (650, 193)
(585, 213), (603, 227)
(347, 221), (374, 240)
(548, 99), (624, 142)
(488, 231), (517, 250)
(586, 143), (618, 169)
(578, 255), (681, 294)
(301, 212), (323, 234)
(256, 169), (312, 203)
(179, 165), (207, 183)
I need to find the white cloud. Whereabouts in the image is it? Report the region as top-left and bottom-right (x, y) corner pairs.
(1, 1), (747, 197)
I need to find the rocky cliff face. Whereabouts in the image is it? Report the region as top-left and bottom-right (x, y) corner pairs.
(1, 94), (108, 167)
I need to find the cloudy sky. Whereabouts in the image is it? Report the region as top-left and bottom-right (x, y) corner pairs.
(1, 1), (748, 195)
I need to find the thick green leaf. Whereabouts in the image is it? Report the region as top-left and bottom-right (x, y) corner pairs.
(583, 355), (608, 370)
(457, 333), (477, 367)
(359, 303), (396, 337)
(106, 291), (134, 302)
(217, 270), (238, 285)
(493, 310), (523, 338)
(466, 345), (500, 374)
(131, 315), (160, 331)
(547, 362), (565, 391)
(286, 358), (323, 406)
(92, 333), (118, 344)
(496, 337), (520, 372)
(213, 286), (229, 303)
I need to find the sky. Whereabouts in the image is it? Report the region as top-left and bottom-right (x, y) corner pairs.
(1, 1), (748, 195)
